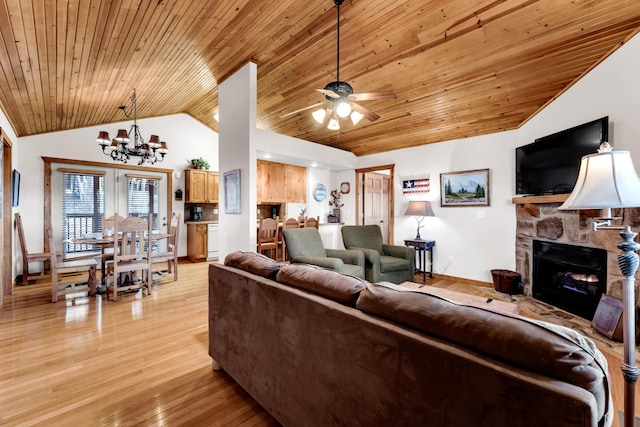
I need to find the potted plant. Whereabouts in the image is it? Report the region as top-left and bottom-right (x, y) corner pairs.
(329, 189), (344, 222)
(188, 157), (210, 170)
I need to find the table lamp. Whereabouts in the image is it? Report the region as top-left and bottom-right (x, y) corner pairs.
(404, 200), (435, 240)
(559, 142), (640, 427)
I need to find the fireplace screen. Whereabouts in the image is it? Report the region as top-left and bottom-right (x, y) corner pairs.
(533, 240), (607, 320)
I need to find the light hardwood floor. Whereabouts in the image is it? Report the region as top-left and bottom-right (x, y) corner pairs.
(0, 261), (278, 426)
(0, 262), (634, 426)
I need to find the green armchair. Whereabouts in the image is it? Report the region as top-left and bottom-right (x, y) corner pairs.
(282, 228), (365, 279)
(341, 225), (415, 284)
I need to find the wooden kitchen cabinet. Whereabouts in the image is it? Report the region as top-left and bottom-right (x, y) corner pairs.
(206, 172), (218, 202)
(187, 223), (208, 262)
(285, 164), (306, 203)
(185, 170), (218, 203)
(257, 160), (285, 202)
(257, 160), (306, 203)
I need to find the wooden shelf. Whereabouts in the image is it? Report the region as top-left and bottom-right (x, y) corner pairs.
(511, 194), (569, 205)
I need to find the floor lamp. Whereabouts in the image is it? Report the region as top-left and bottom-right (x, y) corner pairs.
(559, 142), (640, 427)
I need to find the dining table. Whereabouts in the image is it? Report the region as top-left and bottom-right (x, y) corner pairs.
(67, 232), (173, 288)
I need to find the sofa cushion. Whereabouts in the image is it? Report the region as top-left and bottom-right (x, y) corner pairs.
(276, 263), (367, 306)
(356, 282), (610, 420)
(224, 251), (285, 280)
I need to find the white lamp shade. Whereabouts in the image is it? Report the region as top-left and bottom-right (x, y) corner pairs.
(559, 150), (640, 210)
(327, 117), (340, 130)
(350, 110), (364, 125)
(312, 109), (326, 124)
(404, 200), (436, 217)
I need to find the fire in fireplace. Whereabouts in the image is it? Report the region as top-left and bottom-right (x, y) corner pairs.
(532, 240), (607, 320)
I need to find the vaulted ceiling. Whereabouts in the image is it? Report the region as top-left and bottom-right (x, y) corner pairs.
(0, 1), (639, 156)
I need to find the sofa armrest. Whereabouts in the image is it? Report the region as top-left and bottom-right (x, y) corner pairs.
(290, 255), (345, 272)
(383, 244), (414, 260)
(326, 249), (365, 267)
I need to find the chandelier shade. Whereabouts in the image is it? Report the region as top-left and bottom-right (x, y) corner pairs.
(96, 131), (110, 147)
(96, 89), (168, 165)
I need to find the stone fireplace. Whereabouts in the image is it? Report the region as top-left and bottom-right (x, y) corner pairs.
(514, 195), (640, 318)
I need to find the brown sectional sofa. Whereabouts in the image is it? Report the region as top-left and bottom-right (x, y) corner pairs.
(209, 252), (613, 427)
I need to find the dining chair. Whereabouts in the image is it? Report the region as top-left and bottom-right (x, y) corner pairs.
(281, 217), (300, 261)
(304, 216), (320, 229)
(15, 213), (51, 285)
(151, 213), (180, 281)
(257, 216), (280, 261)
(100, 214), (126, 284)
(104, 215), (153, 301)
(47, 228), (97, 302)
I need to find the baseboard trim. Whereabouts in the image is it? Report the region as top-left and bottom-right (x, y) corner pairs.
(433, 274), (493, 288)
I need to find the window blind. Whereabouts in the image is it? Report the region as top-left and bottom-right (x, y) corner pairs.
(62, 172), (105, 255)
(127, 176), (159, 231)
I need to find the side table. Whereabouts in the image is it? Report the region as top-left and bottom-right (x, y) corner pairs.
(404, 239), (435, 281)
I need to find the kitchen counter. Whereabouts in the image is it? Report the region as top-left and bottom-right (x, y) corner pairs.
(185, 220), (218, 224)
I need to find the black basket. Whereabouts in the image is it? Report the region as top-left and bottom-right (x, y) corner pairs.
(490, 269), (521, 295)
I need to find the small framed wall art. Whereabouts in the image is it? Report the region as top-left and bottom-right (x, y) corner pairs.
(440, 168), (490, 207)
(313, 183), (327, 202)
(223, 169), (241, 214)
(340, 182), (350, 194)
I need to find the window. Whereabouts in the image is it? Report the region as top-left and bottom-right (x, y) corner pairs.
(127, 175), (159, 231)
(62, 172), (105, 255)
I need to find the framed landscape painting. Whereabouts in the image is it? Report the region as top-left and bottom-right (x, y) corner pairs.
(440, 168), (490, 207)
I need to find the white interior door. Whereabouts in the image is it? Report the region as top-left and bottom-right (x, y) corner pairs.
(363, 172), (389, 243)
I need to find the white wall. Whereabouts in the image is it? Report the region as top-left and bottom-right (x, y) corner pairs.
(519, 31), (640, 160)
(357, 32), (640, 283)
(15, 114), (218, 272)
(358, 130), (517, 282)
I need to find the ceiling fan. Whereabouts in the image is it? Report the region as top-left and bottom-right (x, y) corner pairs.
(281, 0), (397, 130)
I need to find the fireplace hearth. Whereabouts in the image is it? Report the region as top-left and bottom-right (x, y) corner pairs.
(532, 240), (607, 320)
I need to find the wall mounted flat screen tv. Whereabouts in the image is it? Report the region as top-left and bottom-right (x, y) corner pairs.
(516, 116), (608, 196)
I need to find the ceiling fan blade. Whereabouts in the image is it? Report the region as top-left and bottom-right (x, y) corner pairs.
(351, 102), (380, 122)
(316, 88), (340, 99)
(349, 91), (397, 101)
(280, 101), (326, 118)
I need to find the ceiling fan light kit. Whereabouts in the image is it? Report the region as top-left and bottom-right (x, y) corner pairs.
(284, 0), (396, 130)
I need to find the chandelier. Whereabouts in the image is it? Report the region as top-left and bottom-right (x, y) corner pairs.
(96, 89), (168, 165)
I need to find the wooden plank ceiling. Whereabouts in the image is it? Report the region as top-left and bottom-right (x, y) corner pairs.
(0, 0), (638, 156)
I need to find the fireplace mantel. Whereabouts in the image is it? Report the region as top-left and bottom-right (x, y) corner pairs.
(512, 194), (568, 205)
